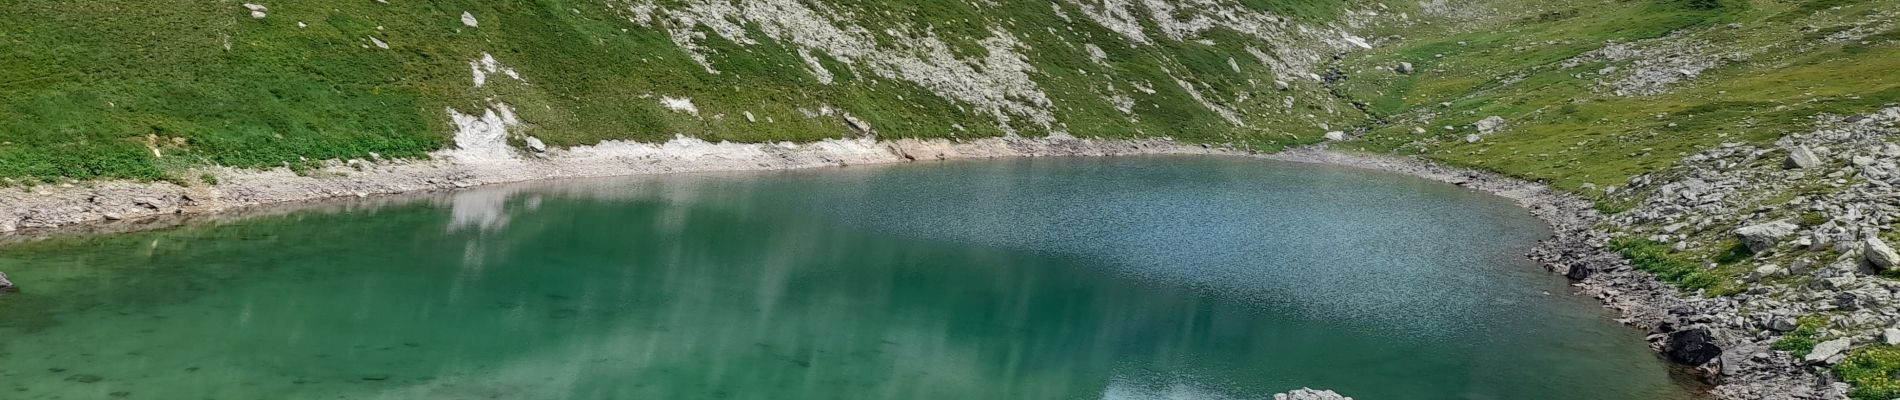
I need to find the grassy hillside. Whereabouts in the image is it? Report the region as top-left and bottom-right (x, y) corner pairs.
(0, 0), (1384, 183)
(1, 0), (1891, 193)
(1332, 0), (1900, 193)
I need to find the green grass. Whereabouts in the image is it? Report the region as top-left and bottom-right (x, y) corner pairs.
(1837, 345), (1900, 400)
(1772, 315), (1829, 356)
(0, 0), (1373, 182)
(1611, 237), (1742, 295)
(1332, 0), (1900, 191)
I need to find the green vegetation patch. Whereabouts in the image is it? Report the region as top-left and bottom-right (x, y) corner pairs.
(1771, 315), (1829, 356)
(1837, 345), (1900, 400)
(1611, 237), (1742, 295)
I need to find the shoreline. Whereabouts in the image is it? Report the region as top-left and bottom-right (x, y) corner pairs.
(1261, 147), (1836, 399)
(0, 138), (1829, 398)
(0, 136), (1224, 237)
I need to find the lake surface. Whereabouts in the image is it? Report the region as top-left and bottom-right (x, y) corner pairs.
(0, 156), (1700, 399)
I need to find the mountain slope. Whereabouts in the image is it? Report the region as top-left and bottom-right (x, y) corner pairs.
(0, 0), (1383, 182)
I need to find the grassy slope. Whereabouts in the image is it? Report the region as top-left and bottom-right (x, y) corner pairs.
(0, 0), (1372, 183)
(1334, 0), (1900, 193)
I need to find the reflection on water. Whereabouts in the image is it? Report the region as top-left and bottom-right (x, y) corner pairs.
(0, 156), (1700, 399)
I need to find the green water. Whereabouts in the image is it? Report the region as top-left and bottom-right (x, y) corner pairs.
(0, 156), (1699, 400)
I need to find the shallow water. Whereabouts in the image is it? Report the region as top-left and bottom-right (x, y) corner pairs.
(0, 156), (1699, 399)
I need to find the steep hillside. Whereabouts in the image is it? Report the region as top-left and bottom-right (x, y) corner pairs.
(0, 0), (1388, 182)
(4, 0), (1900, 398)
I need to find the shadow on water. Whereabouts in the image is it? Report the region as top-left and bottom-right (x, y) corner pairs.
(0, 155), (1706, 399)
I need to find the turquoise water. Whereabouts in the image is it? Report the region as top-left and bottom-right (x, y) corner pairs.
(0, 156), (1700, 399)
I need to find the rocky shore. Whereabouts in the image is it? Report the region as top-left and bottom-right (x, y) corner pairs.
(1264, 147), (1838, 399)
(0, 136), (1224, 235)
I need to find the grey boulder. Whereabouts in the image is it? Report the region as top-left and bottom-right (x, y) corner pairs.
(1474, 116), (1507, 134)
(1734, 221), (1798, 253)
(1785, 145), (1821, 169)
(1866, 237), (1899, 270)
(1805, 338), (1851, 364)
(1665, 328), (1722, 365)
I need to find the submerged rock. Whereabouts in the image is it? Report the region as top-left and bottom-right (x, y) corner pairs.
(0, 271), (15, 294)
(1734, 221), (1797, 253)
(1273, 388), (1352, 400)
(1665, 328), (1722, 365)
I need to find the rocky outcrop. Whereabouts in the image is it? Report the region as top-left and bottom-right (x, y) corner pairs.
(1273, 388), (1352, 400)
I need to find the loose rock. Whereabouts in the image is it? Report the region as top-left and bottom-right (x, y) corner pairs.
(1734, 221), (1797, 253)
(242, 3), (267, 19)
(1474, 116), (1507, 134)
(1806, 338), (1851, 364)
(1666, 328), (1723, 365)
(842, 114), (874, 136)
(1766, 317), (1798, 332)
(0, 271), (15, 294)
(524, 137), (548, 153)
(1785, 145), (1821, 169)
(1865, 237), (1898, 270)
